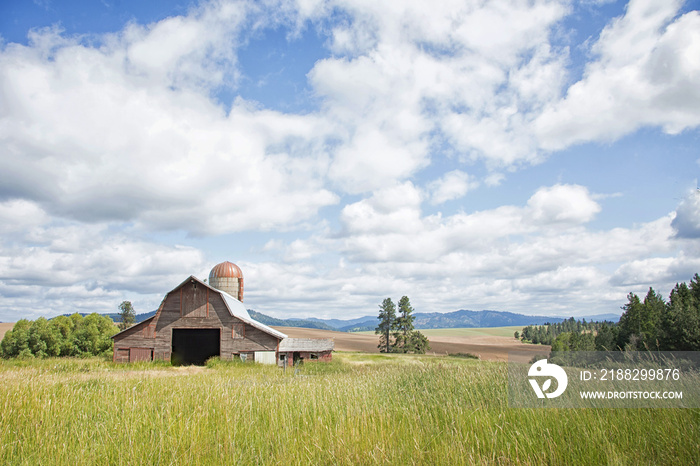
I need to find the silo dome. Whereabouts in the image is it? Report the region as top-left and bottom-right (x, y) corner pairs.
(209, 261), (244, 301)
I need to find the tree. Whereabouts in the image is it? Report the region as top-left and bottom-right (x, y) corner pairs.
(660, 281), (700, 351)
(375, 298), (397, 353)
(594, 322), (617, 351)
(407, 330), (430, 354)
(118, 301), (136, 331)
(1, 313), (118, 359)
(395, 296), (416, 352)
(617, 292), (643, 349)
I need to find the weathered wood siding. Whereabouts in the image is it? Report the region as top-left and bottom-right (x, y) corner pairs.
(112, 318), (157, 362)
(276, 350), (332, 366)
(113, 278), (281, 362)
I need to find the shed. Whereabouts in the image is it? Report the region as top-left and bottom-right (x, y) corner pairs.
(277, 338), (334, 367)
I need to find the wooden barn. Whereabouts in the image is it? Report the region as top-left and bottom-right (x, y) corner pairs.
(111, 261), (333, 365)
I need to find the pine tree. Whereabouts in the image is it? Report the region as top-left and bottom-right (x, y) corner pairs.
(395, 296), (416, 352)
(662, 282), (700, 350)
(640, 287), (664, 349)
(407, 330), (430, 354)
(375, 298), (397, 353)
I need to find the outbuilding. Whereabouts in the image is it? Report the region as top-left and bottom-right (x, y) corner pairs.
(277, 338), (334, 367)
(112, 261), (332, 365)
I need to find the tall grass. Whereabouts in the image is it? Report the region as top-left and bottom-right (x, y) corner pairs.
(0, 354), (697, 465)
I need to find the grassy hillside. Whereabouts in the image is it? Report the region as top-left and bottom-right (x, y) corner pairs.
(0, 355), (696, 464)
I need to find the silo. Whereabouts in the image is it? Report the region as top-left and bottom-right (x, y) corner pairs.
(208, 261), (244, 301)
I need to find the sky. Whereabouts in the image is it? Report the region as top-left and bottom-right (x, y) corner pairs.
(0, 0), (699, 322)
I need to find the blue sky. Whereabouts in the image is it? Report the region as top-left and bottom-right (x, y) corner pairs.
(0, 0), (699, 321)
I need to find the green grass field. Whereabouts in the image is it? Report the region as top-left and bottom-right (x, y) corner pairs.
(0, 354), (697, 465)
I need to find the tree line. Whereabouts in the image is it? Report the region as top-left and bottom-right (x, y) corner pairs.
(375, 296), (430, 353)
(518, 318), (605, 349)
(1, 313), (118, 359)
(518, 273), (700, 352)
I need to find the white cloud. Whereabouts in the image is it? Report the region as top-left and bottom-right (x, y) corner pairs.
(535, 0), (700, 150)
(0, 217), (206, 320)
(0, 199), (48, 234)
(340, 182), (423, 235)
(0, 9), (339, 235)
(249, 211), (684, 318)
(671, 189), (700, 238)
(484, 173), (505, 187)
(339, 183), (602, 263)
(526, 184), (601, 225)
(306, 0), (572, 183)
(1, 0), (699, 322)
(428, 170), (478, 204)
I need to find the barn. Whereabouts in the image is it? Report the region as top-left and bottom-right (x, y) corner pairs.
(112, 261), (333, 365)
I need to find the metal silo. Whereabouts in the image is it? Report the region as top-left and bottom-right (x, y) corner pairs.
(208, 261), (244, 301)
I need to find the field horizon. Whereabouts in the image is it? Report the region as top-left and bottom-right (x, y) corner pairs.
(0, 322), (549, 362)
(275, 325), (547, 361)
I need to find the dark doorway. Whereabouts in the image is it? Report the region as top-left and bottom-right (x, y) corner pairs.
(171, 329), (220, 365)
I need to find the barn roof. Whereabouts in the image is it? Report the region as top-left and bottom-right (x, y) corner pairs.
(278, 338), (334, 352)
(179, 276), (288, 340)
(110, 315), (155, 339)
(113, 276), (287, 341)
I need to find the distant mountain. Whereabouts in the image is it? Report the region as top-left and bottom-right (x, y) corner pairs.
(63, 308), (619, 331)
(253, 309), (621, 331)
(412, 309), (564, 329)
(306, 316), (378, 332)
(577, 313), (620, 322)
(253, 309), (571, 331)
(248, 310), (336, 331)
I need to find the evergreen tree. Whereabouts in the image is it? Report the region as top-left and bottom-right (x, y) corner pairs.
(407, 330), (430, 354)
(640, 287), (664, 349)
(594, 322), (617, 351)
(375, 298), (397, 353)
(395, 296), (416, 352)
(662, 282), (700, 350)
(617, 293), (642, 349)
(118, 301), (136, 331)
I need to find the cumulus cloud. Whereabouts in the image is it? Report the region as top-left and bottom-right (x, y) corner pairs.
(308, 0), (571, 176)
(526, 184), (601, 225)
(0, 199), (48, 234)
(0, 216), (207, 319)
(252, 204), (682, 319)
(428, 170), (478, 204)
(1, 0), (699, 321)
(0, 7), (338, 235)
(338, 183), (605, 264)
(671, 190), (700, 238)
(535, 0), (700, 149)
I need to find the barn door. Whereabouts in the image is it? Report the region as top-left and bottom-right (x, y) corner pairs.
(129, 348), (153, 362)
